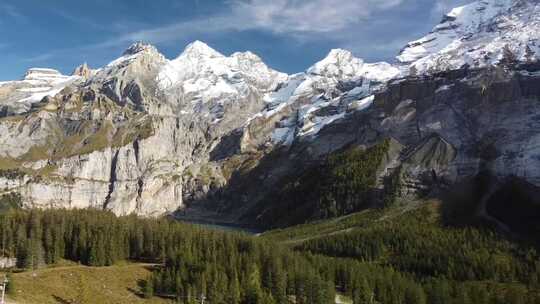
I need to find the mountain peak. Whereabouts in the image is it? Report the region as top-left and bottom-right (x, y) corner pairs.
(123, 41), (159, 56)
(179, 40), (224, 59)
(397, 0), (538, 73)
(104, 42), (164, 68)
(307, 48), (365, 78)
(23, 68), (66, 81)
(326, 48), (356, 59)
(72, 63), (92, 78)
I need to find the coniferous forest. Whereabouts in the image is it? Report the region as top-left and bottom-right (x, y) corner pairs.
(0, 205), (539, 304)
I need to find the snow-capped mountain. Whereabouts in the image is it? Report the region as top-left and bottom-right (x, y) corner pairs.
(1, 0), (540, 224)
(246, 48), (399, 146)
(156, 41), (286, 122)
(0, 41), (294, 216)
(0, 68), (81, 115)
(308, 49), (399, 82)
(399, 0), (540, 73)
(158, 41), (286, 91)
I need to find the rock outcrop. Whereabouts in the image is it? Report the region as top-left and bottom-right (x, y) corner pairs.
(72, 63), (93, 78)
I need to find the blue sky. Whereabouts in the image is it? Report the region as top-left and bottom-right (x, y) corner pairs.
(0, 0), (470, 80)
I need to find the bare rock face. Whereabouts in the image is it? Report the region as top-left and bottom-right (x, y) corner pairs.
(0, 41), (287, 216)
(196, 64), (540, 227)
(72, 63), (93, 78)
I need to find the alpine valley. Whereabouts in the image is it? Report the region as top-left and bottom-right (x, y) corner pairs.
(1, 0), (540, 303)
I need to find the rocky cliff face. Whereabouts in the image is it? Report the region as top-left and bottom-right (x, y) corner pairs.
(188, 63), (540, 227)
(0, 41), (285, 216)
(1, 0), (539, 226)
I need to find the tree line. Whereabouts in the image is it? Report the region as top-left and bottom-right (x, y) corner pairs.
(1, 206), (539, 303)
(296, 206), (540, 304)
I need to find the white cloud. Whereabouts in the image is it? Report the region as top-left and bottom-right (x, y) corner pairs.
(88, 16), (242, 49)
(21, 0), (467, 68)
(90, 0), (405, 50)
(230, 0), (403, 34)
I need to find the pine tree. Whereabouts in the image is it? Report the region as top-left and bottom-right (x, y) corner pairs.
(5, 273), (14, 296)
(260, 291), (276, 304)
(16, 239), (30, 269)
(230, 270), (241, 304)
(246, 264), (263, 304)
(142, 279), (154, 299)
(404, 284), (426, 304)
(353, 278), (373, 304)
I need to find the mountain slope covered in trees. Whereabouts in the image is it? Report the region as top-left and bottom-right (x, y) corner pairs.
(0, 204), (538, 304)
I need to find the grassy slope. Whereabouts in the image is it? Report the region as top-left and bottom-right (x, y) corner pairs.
(4, 262), (352, 304)
(3, 262), (173, 304)
(261, 200), (428, 244)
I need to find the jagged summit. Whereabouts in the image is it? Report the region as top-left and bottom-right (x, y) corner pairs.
(307, 49), (364, 78)
(258, 48), (400, 145)
(179, 40), (224, 59)
(156, 41), (286, 93)
(122, 41), (159, 56)
(72, 63), (92, 78)
(307, 48), (399, 82)
(398, 0), (540, 73)
(104, 41), (165, 70)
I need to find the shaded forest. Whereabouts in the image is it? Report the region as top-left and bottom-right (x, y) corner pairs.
(0, 206), (539, 304)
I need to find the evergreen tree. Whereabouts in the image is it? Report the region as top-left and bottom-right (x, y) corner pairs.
(246, 264), (263, 304)
(5, 273), (14, 296)
(229, 271), (241, 304)
(142, 279), (154, 299)
(353, 278), (373, 304)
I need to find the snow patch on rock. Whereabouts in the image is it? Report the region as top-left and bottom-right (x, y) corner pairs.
(256, 49), (398, 145)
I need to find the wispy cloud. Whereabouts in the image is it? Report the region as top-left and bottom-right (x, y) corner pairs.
(14, 0), (468, 69)
(87, 0), (406, 50)
(94, 16), (241, 48)
(49, 8), (107, 30)
(0, 3), (28, 23)
(229, 0), (403, 34)
(21, 53), (55, 63)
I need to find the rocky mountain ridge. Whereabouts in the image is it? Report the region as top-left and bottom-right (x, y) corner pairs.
(0, 0), (539, 228)
(0, 36), (402, 218)
(398, 0), (540, 73)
